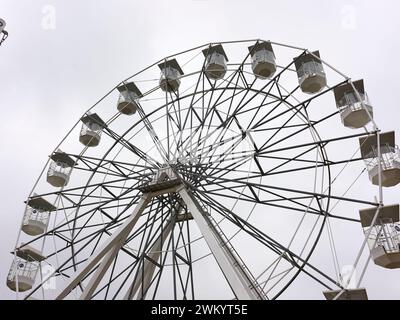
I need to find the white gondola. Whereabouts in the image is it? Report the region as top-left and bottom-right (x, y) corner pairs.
(116, 82), (142, 115)
(248, 41), (276, 79)
(202, 44), (228, 80)
(294, 51), (327, 94)
(334, 79), (373, 128)
(359, 131), (400, 187)
(46, 150), (74, 188)
(22, 195), (56, 236)
(6, 257), (39, 292)
(79, 113), (107, 147)
(158, 59), (184, 92)
(359, 204), (400, 269)
(323, 288), (368, 300)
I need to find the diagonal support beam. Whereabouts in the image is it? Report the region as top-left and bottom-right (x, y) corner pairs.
(53, 165), (266, 300)
(80, 240), (123, 300)
(177, 185), (265, 300)
(54, 194), (152, 300)
(124, 218), (175, 300)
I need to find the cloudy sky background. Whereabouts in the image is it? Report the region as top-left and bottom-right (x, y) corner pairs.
(0, 0), (399, 299)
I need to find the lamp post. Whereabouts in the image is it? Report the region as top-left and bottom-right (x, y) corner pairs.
(0, 18), (8, 46)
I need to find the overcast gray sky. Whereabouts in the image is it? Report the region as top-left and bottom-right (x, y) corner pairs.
(1, 0), (400, 300)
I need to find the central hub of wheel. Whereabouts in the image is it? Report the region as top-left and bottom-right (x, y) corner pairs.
(138, 165), (182, 194)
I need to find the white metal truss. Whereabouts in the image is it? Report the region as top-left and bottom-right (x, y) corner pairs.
(52, 167), (265, 300)
(54, 195), (152, 300)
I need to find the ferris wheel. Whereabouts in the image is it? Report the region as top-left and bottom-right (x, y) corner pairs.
(7, 39), (400, 300)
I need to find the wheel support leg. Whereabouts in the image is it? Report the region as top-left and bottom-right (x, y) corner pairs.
(178, 186), (264, 300)
(54, 194), (152, 300)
